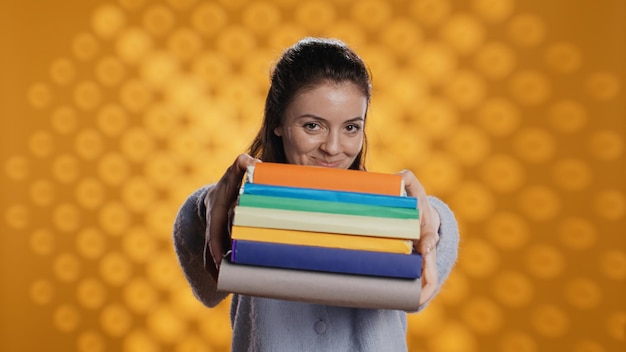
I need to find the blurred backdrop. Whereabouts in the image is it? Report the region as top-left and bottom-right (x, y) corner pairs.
(1, 0), (624, 351)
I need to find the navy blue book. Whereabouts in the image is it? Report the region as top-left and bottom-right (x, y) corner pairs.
(241, 183), (418, 209)
(230, 240), (422, 279)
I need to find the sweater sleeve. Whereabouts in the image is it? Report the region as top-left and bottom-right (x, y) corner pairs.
(415, 196), (460, 312)
(172, 185), (229, 307)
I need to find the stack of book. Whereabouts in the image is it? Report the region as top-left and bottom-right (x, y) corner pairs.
(217, 162), (423, 310)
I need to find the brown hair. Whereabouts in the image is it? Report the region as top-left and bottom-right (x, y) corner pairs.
(248, 37), (372, 170)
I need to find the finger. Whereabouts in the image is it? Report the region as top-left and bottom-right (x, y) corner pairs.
(412, 196), (439, 255)
(204, 232), (219, 280)
(397, 169), (425, 199)
(207, 154), (261, 210)
(414, 227), (439, 255)
(419, 248), (439, 305)
(205, 187), (226, 279)
(208, 224), (227, 272)
(214, 205), (236, 267)
(398, 169), (437, 234)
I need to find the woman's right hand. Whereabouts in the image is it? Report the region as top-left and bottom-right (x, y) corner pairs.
(204, 154), (260, 281)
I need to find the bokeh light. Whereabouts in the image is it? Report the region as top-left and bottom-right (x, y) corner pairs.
(2, 0), (623, 351)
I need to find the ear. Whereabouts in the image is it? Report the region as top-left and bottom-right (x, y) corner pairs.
(273, 127), (282, 137)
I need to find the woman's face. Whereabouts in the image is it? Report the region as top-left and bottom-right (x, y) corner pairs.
(274, 81), (367, 169)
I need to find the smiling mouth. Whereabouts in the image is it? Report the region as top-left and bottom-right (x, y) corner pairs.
(313, 159), (343, 168)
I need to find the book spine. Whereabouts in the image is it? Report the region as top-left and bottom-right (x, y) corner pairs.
(238, 194), (419, 219)
(231, 226), (414, 254)
(247, 163), (405, 196)
(231, 240), (422, 279)
(241, 183), (417, 209)
(217, 259), (422, 311)
(233, 206), (421, 240)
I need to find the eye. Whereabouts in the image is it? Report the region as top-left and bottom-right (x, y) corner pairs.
(345, 124), (362, 133)
(303, 122), (321, 130)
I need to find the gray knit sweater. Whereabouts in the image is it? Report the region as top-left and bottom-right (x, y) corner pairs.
(173, 186), (459, 352)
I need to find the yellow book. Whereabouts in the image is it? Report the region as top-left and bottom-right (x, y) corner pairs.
(231, 225), (413, 254)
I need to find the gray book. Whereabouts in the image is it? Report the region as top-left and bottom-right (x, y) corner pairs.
(217, 259), (422, 311)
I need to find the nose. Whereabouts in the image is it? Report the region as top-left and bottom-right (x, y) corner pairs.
(320, 131), (341, 155)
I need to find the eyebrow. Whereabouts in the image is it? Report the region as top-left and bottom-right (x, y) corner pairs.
(295, 114), (365, 123)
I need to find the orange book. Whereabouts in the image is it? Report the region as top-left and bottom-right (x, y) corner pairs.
(247, 163), (405, 196)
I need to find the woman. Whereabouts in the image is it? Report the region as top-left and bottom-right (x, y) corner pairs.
(173, 37), (459, 351)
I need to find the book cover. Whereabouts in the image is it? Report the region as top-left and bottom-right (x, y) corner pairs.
(238, 194), (419, 219)
(231, 226), (413, 254)
(247, 163), (405, 196)
(217, 259), (422, 311)
(231, 240), (422, 279)
(233, 206), (421, 240)
(241, 183), (418, 209)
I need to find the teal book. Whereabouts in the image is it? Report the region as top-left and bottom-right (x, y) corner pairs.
(241, 183), (418, 209)
(237, 194), (419, 219)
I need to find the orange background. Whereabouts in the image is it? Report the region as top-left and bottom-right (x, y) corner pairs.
(1, 0), (624, 351)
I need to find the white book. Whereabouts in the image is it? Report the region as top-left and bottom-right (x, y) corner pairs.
(232, 206), (421, 240)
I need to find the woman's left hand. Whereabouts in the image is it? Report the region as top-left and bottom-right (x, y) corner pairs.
(398, 170), (441, 305)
